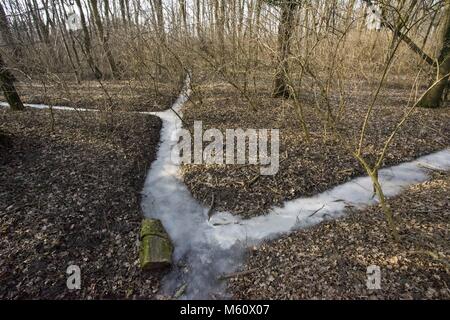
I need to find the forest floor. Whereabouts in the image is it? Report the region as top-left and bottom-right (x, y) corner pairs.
(228, 171), (450, 299)
(1, 72), (449, 300)
(0, 108), (164, 299)
(15, 79), (178, 112)
(182, 74), (450, 218)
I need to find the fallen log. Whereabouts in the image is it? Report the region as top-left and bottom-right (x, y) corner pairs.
(139, 218), (173, 271)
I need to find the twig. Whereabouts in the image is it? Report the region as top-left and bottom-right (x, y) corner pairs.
(308, 204), (326, 217)
(206, 194), (215, 221)
(246, 174), (260, 187)
(417, 162), (446, 172)
(174, 283), (187, 299)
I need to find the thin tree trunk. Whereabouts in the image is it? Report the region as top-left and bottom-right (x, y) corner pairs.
(56, 1), (80, 83)
(154, 0), (166, 43)
(362, 0), (435, 67)
(421, 8), (439, 51)
(23, 1), (37, 43)
(195, 0), (202, 37)
(216, 0), (225, 54)
(0, 53), (24, 111)
(90, 0), (119, 78)
(119, 0), (128, 27)
(10, 1), (26, 45)
(179, 0), (187, 34)
(124, 0), (132, 25)
(419, 0), (450, 108)
(26, 1), (43, 43)
(61, 1), (83, 77)
(0, 2), (23, 61)
(273, 1), (297, 98)
(387, 0), (418, 62)
(75, 0), (102, 79)
(31, 0), (54, 58)
(134, 0), (141, 26)
(153, 0), (165, 78)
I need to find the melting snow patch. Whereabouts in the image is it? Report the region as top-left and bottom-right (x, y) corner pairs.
(0, 101), (92, 112)
(2, 78), (448, 299)
(140, 75), (450, 299)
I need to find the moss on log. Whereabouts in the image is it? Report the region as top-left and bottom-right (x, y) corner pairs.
(139, 219), (173, 271)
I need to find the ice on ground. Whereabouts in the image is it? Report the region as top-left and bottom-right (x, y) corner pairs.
(208, 150), (450, 249)
(140, 74), (450, 299)
(0, 101), (92, 112)
(2, 79), (448, 299)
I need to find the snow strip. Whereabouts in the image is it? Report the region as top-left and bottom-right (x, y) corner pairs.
(0, 101), (92, 112)
(2, 80), (449, 299)
(140, 75), (450, 299)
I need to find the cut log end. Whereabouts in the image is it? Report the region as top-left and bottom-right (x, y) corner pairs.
(139, 218), (173, 271)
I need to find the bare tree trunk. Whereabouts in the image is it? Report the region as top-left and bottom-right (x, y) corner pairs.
(0, 2), (23, 61)
(0, 53), (24, 111)
(253, 0), (262, 65)
(75, 0), (102, 79)
(119, 0), (128, 27)
(154, 0), (166, 43)
(179, 0), (187, 34)
(273, 1), (298, 98)
(419, 0), (450, 108)
(134, 0), (141, 26)
(387, 0), (418, 62)
(421, 8), (439, 51)
(124, 0), (132, 25)
(214, 0), (225, 54)
(195, 0), (202, 37)
(362, 0), (435, 67)
(152, 0), (166, 78)
(56, 1), (81, 83)
(31, 0), (54, 59)
(60, 1), (83, 76)
(25, 0), (42, 43)
(231, 0), (237, 54)
(23, 0), (38, 43)
(9, 0), (27, 44)
(238, 0), (245, 38)
(90, 0), (119, 78)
